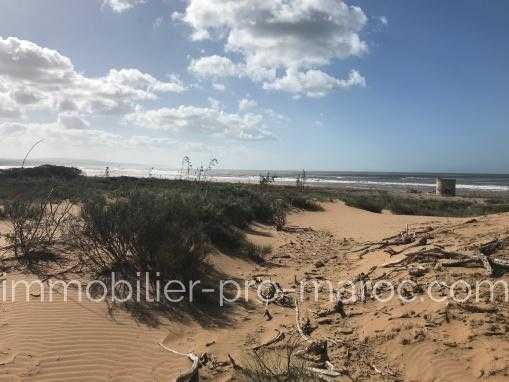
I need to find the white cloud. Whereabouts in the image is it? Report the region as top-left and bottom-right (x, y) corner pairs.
(0, 117), (179, 150)
(153, 16), (164, 28)
(57, 112), (90, 130)
(0, 92), (22, 120)
(182, 0), (368, 97)
(188, 55), (239, 78)
(0, 119), (120, 148)
(207, 97), (222, 109)
(0, 37), (186, 117)
(125, 105), (273, 141)
(238, 98), (257, 112)
(212, 83), (226, 92)
(102, 0), (145, 13)
(379, 16), (388, 25)
(263, 69), (365, 98)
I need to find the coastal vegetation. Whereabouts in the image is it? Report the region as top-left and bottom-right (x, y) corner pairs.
(2, 164), (509, 296)
(337, 189), (509, 217)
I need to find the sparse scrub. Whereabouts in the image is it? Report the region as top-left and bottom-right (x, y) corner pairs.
(287, 194), (324, 212)
(0, 164), (83, 180)
(342, 193), (385, 213)
(338, 190), (509, 217)
(240, 336), (315, 381)
(4, 195), (74, 262)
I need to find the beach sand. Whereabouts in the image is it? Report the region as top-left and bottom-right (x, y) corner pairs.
(0, 202), (508, 381)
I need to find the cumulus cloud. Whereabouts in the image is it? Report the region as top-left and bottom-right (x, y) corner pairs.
(102, 0), (145, 13)
(57, 112), (90, 130)
(0, 117), (179, 150)
(188, 55), (240, 78)
(125, 106), (273, 141)
(182, 0), (368, 97)
(0, 37), (186, 117)
(263, 69), (365, 98)
(238, 98), (257, 112)
(0, 119), (120, 147)
(0, 92), (22, 120)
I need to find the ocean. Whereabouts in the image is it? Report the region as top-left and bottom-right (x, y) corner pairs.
(2, 163), (509, 192)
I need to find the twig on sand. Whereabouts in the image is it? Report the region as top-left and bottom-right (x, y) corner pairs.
(159, 342), (200, 382)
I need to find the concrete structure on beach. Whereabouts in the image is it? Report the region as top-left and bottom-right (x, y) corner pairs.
(436, 177), (456, 196)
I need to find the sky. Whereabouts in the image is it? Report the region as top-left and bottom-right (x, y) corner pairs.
(0, 0), (507, 172)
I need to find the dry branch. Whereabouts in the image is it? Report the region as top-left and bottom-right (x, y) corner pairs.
(159, 342), (200, 382)
(253, 330), (285, 351)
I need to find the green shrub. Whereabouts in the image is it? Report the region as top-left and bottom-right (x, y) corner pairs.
(287, 194), (324, 211)
(69, 191), (208, 284)
(342, 194), (384, 213)
(0, 165), (83, 180)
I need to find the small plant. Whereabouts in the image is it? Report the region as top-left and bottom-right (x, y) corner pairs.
(242, 242), (272, 263)
(273, 199), (287, 230)
(195, 158), (219, 183)
(259, 171), (278, 189)
(295, 169), (307, 192)
(179, 155), (193, 180)
(240, 335), (313, 381)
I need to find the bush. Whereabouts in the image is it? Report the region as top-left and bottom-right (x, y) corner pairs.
(4, 196), (73, 261)
(273, 199), (287, 230)
(240, 336), (313, 381)
(287, 194), (324, 212)
(0, 165), (83, 180)
(69, 191), (208, 286)
(342, 194), (384, 213)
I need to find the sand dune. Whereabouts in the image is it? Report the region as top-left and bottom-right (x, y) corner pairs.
(1, 201), (508, 381)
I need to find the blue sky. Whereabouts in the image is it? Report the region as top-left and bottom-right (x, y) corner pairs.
(0, 0), (507, 172)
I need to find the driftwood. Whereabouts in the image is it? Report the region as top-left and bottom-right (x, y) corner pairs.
(159, 343), (200, 382)
(227, 353), (242, 370)
(252, 330), (285, 351)
(455, 303), (498, 314)
(295, 301), (313, 343)
(441, 259), (481, 268)
(477, 251), (494, 277)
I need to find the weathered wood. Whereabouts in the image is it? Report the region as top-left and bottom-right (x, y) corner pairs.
(252, 330), (285, 351)
(159, 343), (200, 382)
(477, 251), (494, 277)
